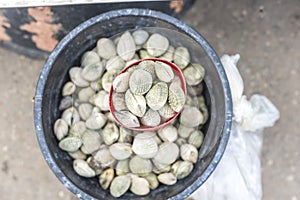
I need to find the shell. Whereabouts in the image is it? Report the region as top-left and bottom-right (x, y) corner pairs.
(180, 144), (198, 163)
(168, 81), (186, 112)
(59, 96), (73, 111)
(157, 173), (177, 185)
(159, 45), (174, 61)
(175, 137), (187, 146)
(97, 38), (116, 59)
(130, 176), (150, 196)
(114, 111), (140, 128)
(81, 130), (102, 154)
(73, 159), (96, 178)
(188, 130), (204, 148)
(146, 82), (168, 111)
(158, 125), (178, 142)
(69, 121), (87, 138)
(99, 168), (115, 190)
(101, 123), (119, 145)
(116, 159), (130, 175)
(78, 87), (95, 102)
(144, 173), (159, 190)
(69, 67), (89, 87)
(132, 29), (149, 45)
(81, 62), (104, 82)
(112, 93), (127, 111)
(85, 112), (107, 130)
(132, 132), (158, 159)
(105, 112), (115, 122)
(102, 70), (118, 92)
(155, 61), (174, 83)
(78, 103), (93, 121)
(146, 33), (169, 57)
(173, 47), (190, 69)
(183, 63), (205, 86)
(93, 145), (115, 167)
(171, 161), (193, 179)
(140, 109), (161, 127)
(112, 72), (130, 93)
(152, 160), (171, 173)
(61, 107), (80, 126)
(177, 124), (195, 138)
(129, 156), (152, 176)
(53, 119), (68, 141)
(198, 96), (209, 124)
(106, 56), (125, 71)
(180, 106), (203, 128)
(118, 127), (133, 143)
(87, 156), (103, 172)
(62, 81), (76, 96)
(91, 90), (110, 111)
(138, 60), (156, 79)
(139, 50), (151, 59)
(158, 103), (175, 120)
(81, 51), (101, 67)
(109, 175), (131, 198)
(117, 31), (136, 61)
(59, 136), (82, 152)
(90, 79), (102, 92)
(153, 142), (179, 165)
(68, 150), (87, 160)
(109, 143), (132, 160)
(129, 69), (152, 95)
(125, 90), (146, 117)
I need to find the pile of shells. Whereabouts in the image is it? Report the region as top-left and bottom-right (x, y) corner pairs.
(53, 29), (208, 198)
(111, 59), (186, 128)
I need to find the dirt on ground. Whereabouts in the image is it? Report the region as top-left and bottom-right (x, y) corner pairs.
(0, 0), (299, 199)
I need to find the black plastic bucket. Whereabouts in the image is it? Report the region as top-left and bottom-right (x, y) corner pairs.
(34, 8), (232, 200)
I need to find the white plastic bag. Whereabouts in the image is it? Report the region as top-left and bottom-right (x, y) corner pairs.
(189, 54), (280, 200)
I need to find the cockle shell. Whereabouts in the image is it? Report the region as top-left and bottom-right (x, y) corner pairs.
(59, 96), (73, 111)
(132, 29), (149, 45)
(152, 160), (171, 173)
(73, 159), (96, 178)
(158, 125), (178, 142)
(138, 60), (156, 79)
(155, 61), (174, 83)
(146, 82), (168, 111)
(159, 45), (174, 61)
(93, 145), (115, 167)
(125, 90), (146, 117)
(112, 93), (127, 111)
(144, 173), (159, 190)
(171, 160), (193, 180)
(157, 173), (177, 185)
(62, 81), (76, 96)
(53, 119), (68, 141)
(129, 69), (152, 95)
(81, 62), (104, 82)
(146, 33), (169, 57)
(118, 127), (133, 143)
(153, 142), (179, 165)
(112, 72), (130, 93)
(61, 107), (80, 126)
(106, 56), (125, 71)
(175, 137), (187, 146)
(109, 175), (131, 198)
(114, 111), (140, 128)
(177, 124), (194, 138)
(116, 159), (129, 175)
(90, 79), (102, 92)
(81, 130), (102, 154)
(101, 123), (119, 145)
(69, 67), (89, 87)
(109, 143), (132, 160)
(81, 51), (101, 67)
(99, 168), (115, 190)
(78, 87), (95, 102)
(102, 70), (118, 92)
(91, 90), (110, 111)
(129, 156), (152, 176)
(78, 103), (93, 121)
(59, 136), (82, 152)
(180, 144), (198, 163)
(139, 50), (151, 59)
(188, 130), (204, 148)
(132, 132), (158, 159)
(68, 150), (87, 160)
(168, 81), (186, 112)
(68, 121), (87, 138)
(85, 112), (107, 130)
(173, 47), (190, 69)
(180, 106), (203, 128)
(158, 103), (175, 120)
(97, 38), (116, 59)
(87, 156), (103, 173)
(140, 109), (161, 127)
(183, 63), (205, 86)
(130, 176), (150, 196)
(117, 31), (136, 61)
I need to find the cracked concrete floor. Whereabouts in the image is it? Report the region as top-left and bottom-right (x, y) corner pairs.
(0, 0), (299, 199)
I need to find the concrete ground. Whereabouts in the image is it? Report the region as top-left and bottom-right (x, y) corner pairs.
(0, 0), (299, 199)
